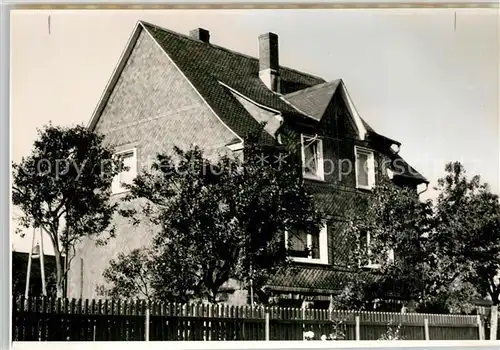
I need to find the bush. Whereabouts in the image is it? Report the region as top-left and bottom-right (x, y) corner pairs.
(378, 322), (404, 340)
(304, 319), (347, 341)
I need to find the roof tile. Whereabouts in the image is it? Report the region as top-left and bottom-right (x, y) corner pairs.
(283, 80), (341, 121)
(141, 21), (427, 183)
(266, 264), (380, 294)
(142, 22), (324, 144)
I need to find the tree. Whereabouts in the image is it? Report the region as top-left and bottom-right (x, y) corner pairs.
(336, 175), (452, 309)
(12, 124), (121, 297)
(333, 177), (437, 312)
(334, 170), (486, 314)
(335, 161), (497, 318)
(98, 245), (200, 303)
(330, 270), (387, 311)
(433, 162), (500, 337)
(112, 135), (323, 303)
(97, 248), (155, 301)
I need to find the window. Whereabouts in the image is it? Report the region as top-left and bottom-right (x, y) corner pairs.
(358, 230), (372, 267)
(288, 229), (320, 259)
(355, 146), (375, 190)
(301, 134), (324, 181)
(112, 149), (137, 194)
(285, 224), (328, 264)
(358, 230), (394, 269)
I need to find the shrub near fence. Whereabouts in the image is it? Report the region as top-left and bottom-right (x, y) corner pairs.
(12, 296), (482, 341)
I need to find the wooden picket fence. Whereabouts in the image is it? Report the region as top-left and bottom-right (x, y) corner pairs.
(12, 296), (483, 341)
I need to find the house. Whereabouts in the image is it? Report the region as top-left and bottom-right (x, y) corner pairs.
(67, 21), (428, 307)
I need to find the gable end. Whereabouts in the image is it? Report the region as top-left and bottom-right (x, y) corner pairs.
(88, 22), (143, 131)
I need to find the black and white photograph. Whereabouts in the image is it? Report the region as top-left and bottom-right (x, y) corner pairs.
(9, 6), (499, 344)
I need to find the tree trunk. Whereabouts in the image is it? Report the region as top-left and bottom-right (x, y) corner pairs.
(53, 248), (64, 298)
(42, 226), (65, 298)
(490, 304), (498, 340)
(211, 288), (219, 303)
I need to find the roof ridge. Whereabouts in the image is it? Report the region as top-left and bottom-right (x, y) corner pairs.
(281, 66), (326, 82)
(139, 20), (196, 42)
(284, 79), (341, 98)
(278, 95), (315, 119)
(139, 20), (326, 82)
(219, 80), (283, 113)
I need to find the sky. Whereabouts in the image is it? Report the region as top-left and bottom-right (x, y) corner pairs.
(10, 9), (499, 253)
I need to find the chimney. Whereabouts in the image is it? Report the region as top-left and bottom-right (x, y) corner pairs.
(190, 28), (210, 43)
(259, 32), (280, 92)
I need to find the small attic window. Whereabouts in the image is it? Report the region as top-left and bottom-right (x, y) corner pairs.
(112, 148), (137, 194)
(301, 134), (324, 181)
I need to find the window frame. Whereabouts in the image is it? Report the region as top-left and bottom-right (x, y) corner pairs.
(301, 134), (324, 181)
(354, 146), (375, 190)
(284, 223), (328, 265)
(112, 148), (137, 195)
(358, 230), (395, 270)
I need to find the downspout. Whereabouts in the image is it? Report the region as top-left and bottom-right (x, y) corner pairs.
(417, 182), (429, 196)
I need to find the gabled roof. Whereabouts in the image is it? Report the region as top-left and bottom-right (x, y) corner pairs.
(141, 21), (327, 145)
(88, 20), (427, 184)
(283, 80), (341, 121)
(391, 154), (428, 184)
(139, 22), (401, 144)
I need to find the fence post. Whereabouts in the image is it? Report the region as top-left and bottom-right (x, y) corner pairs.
(477, 314), (485, 340)
(424, 318), (429, 340)
(265, 310), (270, 341)
(355, 316), (360, 341)
(490, 305), (498, 340)
(145, 305), (150, 341)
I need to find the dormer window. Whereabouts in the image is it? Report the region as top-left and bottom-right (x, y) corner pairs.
(301, 134), (324, 181)
(355, 146), (375, 190)
(112, 148), (137, 194)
